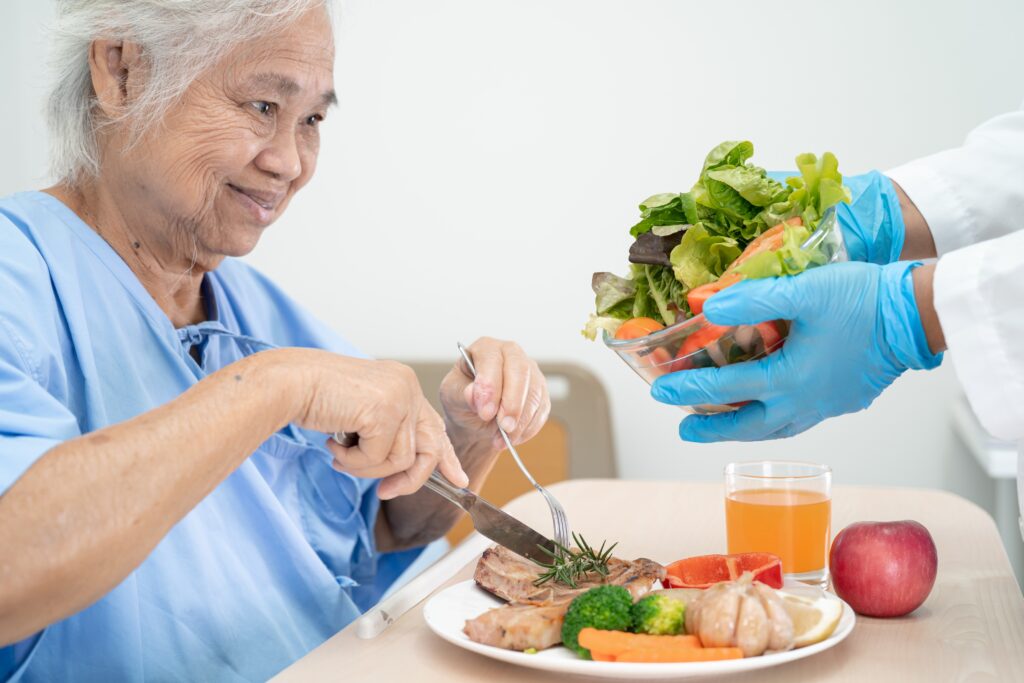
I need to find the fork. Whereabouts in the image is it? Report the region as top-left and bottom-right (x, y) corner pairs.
(457, 342), (571, 549)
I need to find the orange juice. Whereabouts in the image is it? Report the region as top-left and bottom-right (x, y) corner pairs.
(725, 488), (831, 574)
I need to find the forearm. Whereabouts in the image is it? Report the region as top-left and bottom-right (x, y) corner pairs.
(375, 428), (500, 552)
(912, 262), (946, 354)
(0, 351), (294, 645)
(893, 179), (938, 261)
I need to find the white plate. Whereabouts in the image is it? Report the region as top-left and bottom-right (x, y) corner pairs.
(423, 580), (855, 680)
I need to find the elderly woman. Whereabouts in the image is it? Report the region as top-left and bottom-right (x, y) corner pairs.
(0, 1), (550, 680)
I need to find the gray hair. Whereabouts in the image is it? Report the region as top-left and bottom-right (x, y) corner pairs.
(47, 0), (332, 185)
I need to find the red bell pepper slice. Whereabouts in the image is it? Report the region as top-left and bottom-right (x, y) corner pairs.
(662, 552), (784, 590)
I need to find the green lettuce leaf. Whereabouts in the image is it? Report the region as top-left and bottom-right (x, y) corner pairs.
(581, 314), (624, 341)
(699, 176), (760, 222)
(705, 166), (787, 207)
(785, 152), (852, 228)
(629, 192), (699, 238)
(592, 272), (636, 316)
(690, 141), (788, 241)
(669, 224), (741, 290)
(702, 140), (754, 173)
(644, 264), (688, 325)
(583, 272), (640, 340)
(751, 199), (801, 234)
(630, 267), (658, 319)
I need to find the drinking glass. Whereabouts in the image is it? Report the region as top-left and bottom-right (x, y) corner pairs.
(725, 460), (832, 586)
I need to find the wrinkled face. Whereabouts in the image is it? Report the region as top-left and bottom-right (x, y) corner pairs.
(117, 7), (335, 261)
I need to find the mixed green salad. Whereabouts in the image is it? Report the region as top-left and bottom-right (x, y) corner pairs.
(584, 141), (851, 341)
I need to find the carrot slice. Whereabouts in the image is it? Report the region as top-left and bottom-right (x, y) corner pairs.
(578, 628), (700, 656)
(591, 651), (617, 662)
(686, 272), (744, 316)
(615, 647), (744, 663)
(613, 317), (666, 340)
(729, 217), (802, 269)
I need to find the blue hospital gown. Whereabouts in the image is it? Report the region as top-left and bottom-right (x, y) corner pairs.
(0, 191), (423, 681)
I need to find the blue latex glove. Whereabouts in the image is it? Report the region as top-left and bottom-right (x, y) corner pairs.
(650, 261), (942, 441)
(767, 170), (905, 264)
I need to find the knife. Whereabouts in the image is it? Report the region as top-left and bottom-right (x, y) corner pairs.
(423, 471), (558, 563)
(332, 431), (557, 563)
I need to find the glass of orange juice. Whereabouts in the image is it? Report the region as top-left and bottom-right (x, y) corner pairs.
(725, 461), (832, 586)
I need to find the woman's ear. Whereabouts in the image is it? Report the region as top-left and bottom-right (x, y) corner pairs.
(88, 40), (144, 118)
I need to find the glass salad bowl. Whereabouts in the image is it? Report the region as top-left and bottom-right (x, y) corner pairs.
(603, 208), (847, 415)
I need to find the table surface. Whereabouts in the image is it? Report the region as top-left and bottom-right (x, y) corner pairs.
(273, 479), (1024, 682)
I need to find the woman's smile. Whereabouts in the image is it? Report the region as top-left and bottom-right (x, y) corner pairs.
(225, 182), (284, 225)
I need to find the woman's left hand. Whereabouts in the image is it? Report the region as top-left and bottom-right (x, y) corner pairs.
(440, 337), (550, 451)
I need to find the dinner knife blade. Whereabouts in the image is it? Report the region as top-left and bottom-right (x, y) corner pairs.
(424, 472), (558, 563)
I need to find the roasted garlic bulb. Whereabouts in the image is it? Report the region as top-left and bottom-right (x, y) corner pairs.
(685, 572), (795, 656)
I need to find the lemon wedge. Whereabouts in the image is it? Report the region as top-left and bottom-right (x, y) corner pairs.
(780, 593), (843, 648)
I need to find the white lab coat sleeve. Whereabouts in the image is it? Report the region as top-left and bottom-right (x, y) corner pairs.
(887, 107), (1024, 256)
(933, 230), (1024, 442)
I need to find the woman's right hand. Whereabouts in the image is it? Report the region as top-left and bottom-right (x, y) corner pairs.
(262, 348), (468, 499)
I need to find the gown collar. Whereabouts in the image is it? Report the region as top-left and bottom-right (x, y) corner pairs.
(28, 191), (236, 352)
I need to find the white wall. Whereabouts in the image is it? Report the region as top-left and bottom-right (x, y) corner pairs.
(0, 2), (53, 191)
(2, 2), (1021, 529)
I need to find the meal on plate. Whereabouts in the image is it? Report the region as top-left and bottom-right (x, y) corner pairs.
(463, 540), (664, 651)
(582, 140), (851, 344)
(462, 540), (843, 663)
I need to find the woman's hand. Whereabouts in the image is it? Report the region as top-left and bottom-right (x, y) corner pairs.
(438, 337), (550, 451)
(269, 348), (468, 499)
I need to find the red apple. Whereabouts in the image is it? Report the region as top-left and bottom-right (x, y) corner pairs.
(829, 520), (938, 618)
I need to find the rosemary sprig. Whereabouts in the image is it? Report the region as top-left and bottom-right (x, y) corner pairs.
(531, 532), (618, 587)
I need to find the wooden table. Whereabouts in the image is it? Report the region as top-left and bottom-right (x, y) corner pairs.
(273, 480), (1024, 681)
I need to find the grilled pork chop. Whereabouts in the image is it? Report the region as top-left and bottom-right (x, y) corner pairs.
(473, 545), (664, 605)
(463, 545), (665, 650)
(463, 602), (567, 651)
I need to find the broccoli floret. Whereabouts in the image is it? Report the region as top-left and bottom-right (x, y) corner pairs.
(630, 593), (686, 635)
(561, 585), (633, 658)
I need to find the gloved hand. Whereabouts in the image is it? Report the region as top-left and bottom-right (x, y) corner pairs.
(767, 170), (905, 264)
(650, 261), (942, 442)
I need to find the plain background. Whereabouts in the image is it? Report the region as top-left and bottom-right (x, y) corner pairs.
(1, 0), (1022, 579)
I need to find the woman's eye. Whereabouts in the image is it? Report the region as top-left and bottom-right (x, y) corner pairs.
(305, 113), (325, 127)
(250, 101), (274, 116)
